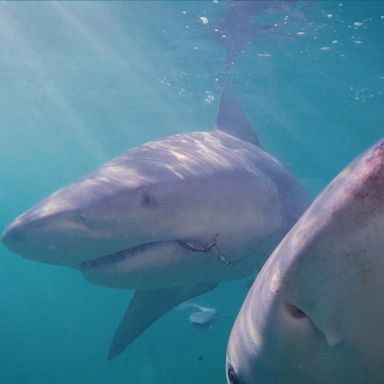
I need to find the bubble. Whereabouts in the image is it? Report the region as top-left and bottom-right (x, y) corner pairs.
(204, 92), (215, 104)
(178, 88), (192, 98)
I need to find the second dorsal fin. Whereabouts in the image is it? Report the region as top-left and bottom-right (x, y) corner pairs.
(215, 85), (260, 146)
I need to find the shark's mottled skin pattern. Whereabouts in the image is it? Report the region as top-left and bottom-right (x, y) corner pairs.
(2, 88), (308, 359)
(226, 139), (384, 384)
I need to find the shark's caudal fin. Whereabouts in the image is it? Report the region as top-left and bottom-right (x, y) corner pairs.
(215, 85), (260, 146)
(108, 282), (218, 360)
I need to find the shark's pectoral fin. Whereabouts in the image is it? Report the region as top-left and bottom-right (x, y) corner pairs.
(215, 84), (260, 146)
(108, 282), (219, 360)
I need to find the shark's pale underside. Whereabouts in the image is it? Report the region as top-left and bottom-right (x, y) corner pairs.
(2, 87), (308, 359)
(226, 139), (384, 384)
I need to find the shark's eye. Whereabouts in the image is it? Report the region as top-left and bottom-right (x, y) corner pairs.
(285, 302), (307, 319)
(227, 364), (244, 384)
(79, 214), (87, 223)
(140, 189), (155, 207)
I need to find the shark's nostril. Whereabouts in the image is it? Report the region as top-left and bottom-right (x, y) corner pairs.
(227, 364), (245, 384)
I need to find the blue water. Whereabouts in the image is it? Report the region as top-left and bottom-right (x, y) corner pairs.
(0, 1), (383, 383)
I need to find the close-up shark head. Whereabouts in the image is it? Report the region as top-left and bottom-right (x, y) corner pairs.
(226, 139), (384, 384)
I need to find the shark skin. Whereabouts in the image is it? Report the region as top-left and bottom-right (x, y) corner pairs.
(226, 139), (384, 384)
(2, 87), (308, 359)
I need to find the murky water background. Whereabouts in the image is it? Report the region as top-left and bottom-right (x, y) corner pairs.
(0, 1), (383, 383)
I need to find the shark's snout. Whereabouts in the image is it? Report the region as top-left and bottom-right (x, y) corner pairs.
(2, 214), (54, 263)
(1, 206), (95, 267)
(2, 223), (27, 254)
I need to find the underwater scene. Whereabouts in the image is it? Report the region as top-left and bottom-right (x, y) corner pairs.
(1, 1), (383, 383)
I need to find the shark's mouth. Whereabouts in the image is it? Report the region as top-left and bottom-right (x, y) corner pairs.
(79, 237), (221, 272)
(79, 241), (168, 271)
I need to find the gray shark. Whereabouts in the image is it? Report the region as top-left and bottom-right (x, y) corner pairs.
(226, 139), (384, 384)
(2, 86), (308, 360)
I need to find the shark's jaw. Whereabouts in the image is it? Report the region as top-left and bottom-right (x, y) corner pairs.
(77, 236), (228, 289)
(80, 235), (222, 271)
(79, 240), (171, 271)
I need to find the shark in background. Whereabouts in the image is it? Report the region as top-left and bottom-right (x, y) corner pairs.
(2, 86), (308, 360)
(226, 139), (384, 384)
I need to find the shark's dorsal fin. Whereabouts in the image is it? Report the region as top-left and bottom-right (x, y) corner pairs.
(215, 85), (260, 146)
(107, 282), (218, 360)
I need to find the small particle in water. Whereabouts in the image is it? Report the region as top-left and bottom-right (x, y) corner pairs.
(327, 14), (333, 19)
(332, 40), (338, 44)
(178, 88), (192, 98)
(379, 75), (384, 80)
(353, 21), (364, 27)
(320, 46), (330, 51)
(296, 31), (305, 36)
(199, 16), (209, 25)
(257, 53), (272, 57)
(182, 10), (187, 15)
(198, 355), (204, 362)
(353, 40), (363, 45)
(213, 0), (219, 3)
(381, 16), (384, 20)
(339, 2), (343, 6)
(193, 46), (199, 50)
(204, 92), (215, 104)
(221, 33), (227, 38)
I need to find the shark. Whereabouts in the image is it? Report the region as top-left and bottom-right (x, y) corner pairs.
(226, 139), (384, 384)
(2, 86), (308, 360)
